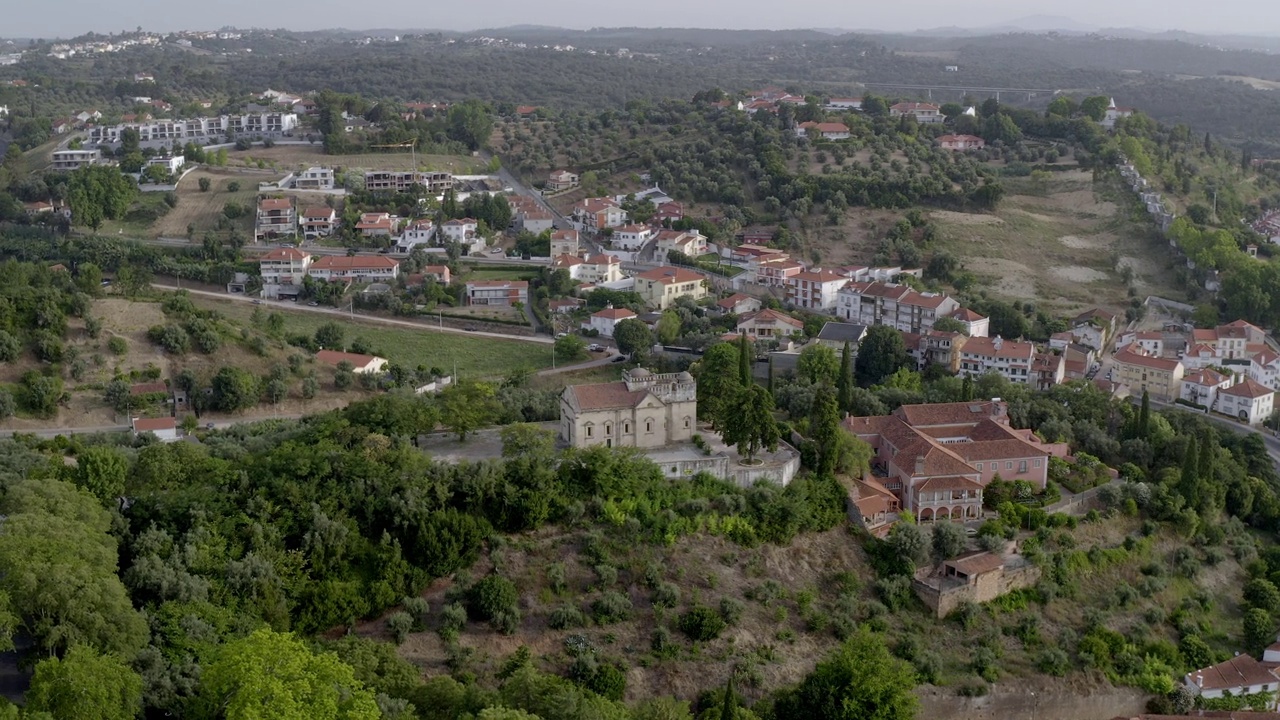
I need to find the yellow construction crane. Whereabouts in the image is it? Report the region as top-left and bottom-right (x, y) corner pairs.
(370, 139), (417, 170)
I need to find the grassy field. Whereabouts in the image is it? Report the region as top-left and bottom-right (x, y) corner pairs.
(928, 169), (1185, 315)
(192, 296), (553, 379)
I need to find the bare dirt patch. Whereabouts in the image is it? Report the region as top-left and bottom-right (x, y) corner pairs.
(151, 169), (260, 239)
(1050, 266), (1109, 283)
(1059, 235), (1099, 250)
(970, 258), (1040, 299)
(930, 209), (1004, 226)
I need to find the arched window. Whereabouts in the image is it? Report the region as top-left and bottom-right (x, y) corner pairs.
(604, 422), (612, 436)
(683, 416), (691, 429)
(623, 422), (631, 434)
(585, 423), (594, 438)
(645, 419), (653, 433)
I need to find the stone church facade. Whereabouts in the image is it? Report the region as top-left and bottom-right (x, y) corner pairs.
(560, 368), (697, 449)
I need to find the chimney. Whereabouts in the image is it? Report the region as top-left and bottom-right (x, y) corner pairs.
(992, 335), (1003, 351)
(1195, 672), (1203, 689)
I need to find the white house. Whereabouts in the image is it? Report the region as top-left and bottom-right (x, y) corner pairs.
(300, 207), (338, 240)
(889, 102), (943, 124)
(655, 230), (707, 257)
(294, 166), (335, 191)
(552, 253), (623, 284)
(51, 149), (101, 171)
(147, 155), (185, 174)
(795, 122), (850, 140)
(315, 349), (388, 374)
(133, 416), (178, 442)
(612, 224), (653, 251)
(551, 229), (580, 257)
(547, 169), (579, 192)
(396, 219), (435, 252)
(959, 336), (1036, 385)
(584, 305), (637, 338)
(572, 197), (628, 232)
(441, 218), (479, 242)
(465, 280), (529, 306)
(735, 309), (803, 339)
(307, 255), (400, 282)
(1250, 350), (1280, 391)
(1217, 378), (1275, 425)
(1185, 654), (1279, 704)
(355, 212), (397, 238)
(948, 308), (990, 338)
(1180, 368), (1232, 409)
(259, 247), (313, 288)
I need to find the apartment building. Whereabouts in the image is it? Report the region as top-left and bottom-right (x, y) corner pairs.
(959, 336), (1037, 384)
(363, 170), (455, 194)
(551, 253), (623, 284)
(836, 281), (963, 334)
(254, 198), (296, 241)
(51, 149), (101, 171)
(1112, 348), (1185, 402)
(465, 280), (529, 306)
(655, 230), (707, 257)
(550, 229), (580, 257)
(294, 166), (335, 191)
(788, 270), (848, 311)
(612, 224), (653, 251)
(88, 112), (299, 145)
(754, 255), (806, 288)
(572, 197), (628, 233)
(307, 255), (400, 283)
(257, 248), (312, 285)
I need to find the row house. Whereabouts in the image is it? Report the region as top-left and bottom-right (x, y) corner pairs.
(835, 281), (967, 335)
(88, 112), (299, 144)
(735, 309), (803, 340)
(572, 197), (629, 233)
(395, 219), (435, 252)
(959, 336), (1037, 384)
(1112, 348), (1185, 402)
(308, 255), (400, 283)
(889, 102), (943, 124)
(1072, 308), (1119, 351)
(465, 280), (529, 307)
(355, 212), (397, 238)
(363, 171), (455, 194)
(756, 255), (806, 287)
(552, 253), (623, 284)
(254, 198), (296, 241)
(294, 167), (335, 191)
(787, 270), (848, 311)
(612, 224), (653, 251)
(845, 401), (1064, 520)
(550, 229), (581, 257)
(300, 206), (337, 240)
(635, 267), (707, 310)
(584, 305), (636, 338)
(1193, 320), (1265, 361)
(655, 230), (707, 257)
(1032, 352), (1066, 390)
(1118, 330), (1165, 357)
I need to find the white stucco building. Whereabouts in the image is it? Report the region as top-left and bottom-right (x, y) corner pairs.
(560, 368), (697, 449)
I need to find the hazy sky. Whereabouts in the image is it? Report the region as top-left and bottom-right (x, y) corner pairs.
(8, 0), (1280, 39)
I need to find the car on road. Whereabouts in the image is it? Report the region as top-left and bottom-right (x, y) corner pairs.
(464, 325), (478, 332)
(251, 300), (263, 305)
(205, 422), (215, 430)
(307, 301), (319, 307)
(611, 355), (627, 363)
(556, 332), (568, 338)
(588, 344), (604, 352)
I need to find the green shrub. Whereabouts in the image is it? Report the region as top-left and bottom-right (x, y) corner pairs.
(651, 582), (680, 609)
(401, 597), (429, 631)
(387, 611), (413, 644)
(719, 596), (744, 626)
(591, 591), (632, 624)
(677, 605), (727, 642)
(468, 575), (518, 623)
(439, 602), (467, 641)
(549, 605), (585, 630)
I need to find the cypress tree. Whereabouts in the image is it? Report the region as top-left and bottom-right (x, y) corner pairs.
(837, 341), (853, 411)
(1138, 391), (1151, 439)
(961, 374), (974, 402)
(738, 333), (752, 386)
(767, 356), (775, 396)
(1198, 433), (1215, 483)
(1180, 440), (1199, 506)
(719, 672), (736, 720)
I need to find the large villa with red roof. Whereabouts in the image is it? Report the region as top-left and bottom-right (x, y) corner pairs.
(845, 400), (1068, 522)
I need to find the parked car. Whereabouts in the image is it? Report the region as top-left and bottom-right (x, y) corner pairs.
(251, 300), (263, 305)
(611, 355), (626, 363)
(307, 301), (319, 307)
(464, 325), (478, 332)
(588, 344), (604, 352)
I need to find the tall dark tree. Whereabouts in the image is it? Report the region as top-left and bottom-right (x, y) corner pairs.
(719, 672), (736, 720)
(837, 341), (854, 411)
(721, 384), (780, 464)
(1180, 440), (1200, 508)
(767, 357), (775, 396)
(1137, 390), (1151, 439)
(738, 333), (752, 385)
(854, 325), (911, 387)
(809, 392), (843, 475)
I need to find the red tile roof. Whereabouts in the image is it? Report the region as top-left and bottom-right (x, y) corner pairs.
(739, 308), (802, 329)
(1221, 378), (1274, 399)
(130, 381), (168, 396)
(260, 248), (309, 261)
(564, 381), (648, 411)
(133, 416), (176, 432)
(1186, 654), (1279, 692)
(636, 267), (704, 285)
(310, 256), (399, 270)
(592, 307), (636, 320)
(258, 198), (292, 211)
(961, 336), (1036, 360)
(1114, 348), (1181, 372)
(302, 207), (335, 220)
(945, 551), (1005, 576)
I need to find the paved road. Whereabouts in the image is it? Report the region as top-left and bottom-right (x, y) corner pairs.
(1146, 396), (1280, 468)
(0, 414), (302, 439)
(152, 284), (555, 345)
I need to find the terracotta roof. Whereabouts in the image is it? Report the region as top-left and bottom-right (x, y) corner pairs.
(950, 308), (985, 322)
(258, 198), (292, 211)
(739, 308), (802, 329)
(1114, 348), (1182, 372)
(315, 349), (382, 368)
(310, 256), (399, 270)
(1221, 378), (1274, 399)
(130, 381), (168, 395)
(1192, 328), (1219, 343)
(843, 415), (896, 435)
(916, 474), (984, 492)
(592, 307), (636, 320)
(798, 121), (849, 133)
(897, 445), (979, 478)
(840, 281), (914, 301)
(565, 381), (648, 411)
(945, 552), (1004, 576)
(133, 416), (176, 432)
(1074, 308), (1116, 324)
(259, 248), (309, 262)
(953, 438), (1047, 462)
(615, 224), (649, 234)
(961, 336), (1035, 360)
(552, 229), (579, 240)
(552, 254), (585, 268)
(442, 218), (477, 227)
(894, 401), (1006, 428)
(1186, 654), (1279, 692)
(903, 290), (954, 310)
(1255, 350), (1280, 367)
(1184, 369), (1229, 387)
(636, 267), (704, 285)
(792, 269), (848, 284)
(466, 280), (529, 289)
(302, 207), (335, 220)
(717, 293), (754, 309)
